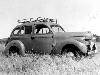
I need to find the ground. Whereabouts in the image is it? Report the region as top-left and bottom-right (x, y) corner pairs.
(0, 42), (100, 75)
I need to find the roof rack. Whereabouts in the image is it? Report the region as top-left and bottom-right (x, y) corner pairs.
(17, 17), (57, 24)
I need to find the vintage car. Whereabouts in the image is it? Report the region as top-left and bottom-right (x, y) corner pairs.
(4, 17), (96, 58)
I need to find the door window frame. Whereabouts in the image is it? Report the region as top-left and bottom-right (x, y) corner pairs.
(12, 27), (21, 36)
(19, 25), (33, 36)
(33, 24), (53, 35)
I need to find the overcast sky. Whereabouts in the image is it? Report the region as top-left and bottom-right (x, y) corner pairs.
(0, 0), (100, 39)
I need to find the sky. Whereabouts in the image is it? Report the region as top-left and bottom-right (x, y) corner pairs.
(0, 0), (100, 39)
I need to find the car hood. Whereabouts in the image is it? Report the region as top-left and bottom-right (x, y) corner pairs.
(54, 32), (94, 39)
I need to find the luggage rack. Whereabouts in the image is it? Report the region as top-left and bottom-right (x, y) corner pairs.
(17, 17), (57, 24)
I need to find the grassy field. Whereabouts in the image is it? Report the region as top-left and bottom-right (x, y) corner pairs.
(0, 43), (100, 75)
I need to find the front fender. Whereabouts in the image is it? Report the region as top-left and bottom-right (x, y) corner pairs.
(53, 39), (87, 54)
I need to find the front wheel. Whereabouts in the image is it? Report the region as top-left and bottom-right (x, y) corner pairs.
(61, 45), (83, 60)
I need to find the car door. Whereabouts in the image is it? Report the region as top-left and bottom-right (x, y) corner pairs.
(31, 24), (54, 54)
(18, 25), (33, 52)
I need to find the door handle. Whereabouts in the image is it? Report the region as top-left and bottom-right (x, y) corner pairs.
(52, 36), (54, 38)
(31, 36), (35, 40)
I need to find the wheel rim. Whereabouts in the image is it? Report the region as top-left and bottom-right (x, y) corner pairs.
(9, 46), (20, 56)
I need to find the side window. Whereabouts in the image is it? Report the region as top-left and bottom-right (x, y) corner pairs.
(34, 24), (50, 34)
(13, 27), (20, 35)
(25, 26), (32, 34)
(20, 26), (25, 35)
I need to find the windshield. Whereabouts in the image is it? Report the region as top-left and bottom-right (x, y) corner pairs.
(50, 25), (65, 32)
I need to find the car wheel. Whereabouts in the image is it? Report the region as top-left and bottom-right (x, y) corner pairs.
(4, 40), (25, 56)
(61, 45), (83, 60)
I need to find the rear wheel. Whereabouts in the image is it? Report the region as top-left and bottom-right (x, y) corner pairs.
(9, 46), (21, 56)
(4, 40), (26, 56)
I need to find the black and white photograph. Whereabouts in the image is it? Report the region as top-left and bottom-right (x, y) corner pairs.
(0, 0), (100, 75)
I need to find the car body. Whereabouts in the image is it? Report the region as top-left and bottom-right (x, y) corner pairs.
(4, 17), (97, 57)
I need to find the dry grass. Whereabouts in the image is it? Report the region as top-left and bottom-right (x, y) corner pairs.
(0, 43), (100, 75)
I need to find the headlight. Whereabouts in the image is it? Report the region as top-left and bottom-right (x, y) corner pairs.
(92, 37), (96, 40)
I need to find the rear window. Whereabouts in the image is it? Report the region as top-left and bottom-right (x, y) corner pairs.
(13, 27), (20, 35)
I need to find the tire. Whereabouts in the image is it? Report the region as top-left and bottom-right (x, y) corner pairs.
(4, 40), (25, 56)
(61, 45), (83, 60)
